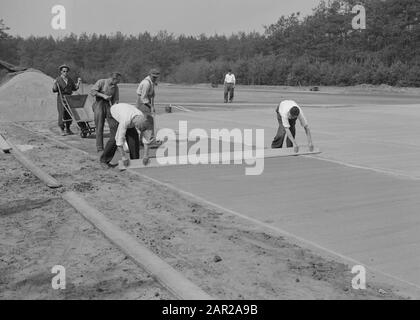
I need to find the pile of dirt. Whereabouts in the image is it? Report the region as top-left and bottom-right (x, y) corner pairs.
(0, 70), (57, 122)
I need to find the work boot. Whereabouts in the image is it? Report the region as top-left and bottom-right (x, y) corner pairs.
(100, 161), (118, 169)
(60, 128), (67, 136)
(65, 128), (74, 135)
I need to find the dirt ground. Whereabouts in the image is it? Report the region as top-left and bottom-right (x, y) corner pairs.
(0, 121), (410, 300)
(0, 139), (173, 300)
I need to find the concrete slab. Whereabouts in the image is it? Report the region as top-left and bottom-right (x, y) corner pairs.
(137, 156), (420, 288)
(119, 83), (420, 107)
(155, 103), (420, 178)
(123, 95), (420, 290)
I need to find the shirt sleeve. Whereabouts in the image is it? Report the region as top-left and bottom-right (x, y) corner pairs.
(142, 129), (154, 145)
(233, 75), (236, 85)
(298, 111), (308, 127)
(52, 78), (59, 93)
(136, 82), (142, 95)
(90, 80), (104, 97)
(115, 120), (129, 147)
(138, 81), (150, 104)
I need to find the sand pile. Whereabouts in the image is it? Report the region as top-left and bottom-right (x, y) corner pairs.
(0, 70), (58, 122)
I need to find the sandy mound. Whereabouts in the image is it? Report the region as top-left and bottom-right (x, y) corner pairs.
(0, 70), (57, 122)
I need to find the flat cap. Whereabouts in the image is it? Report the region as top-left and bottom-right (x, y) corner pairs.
(149, 68), (160, 76)
(59, 64), (70, 71)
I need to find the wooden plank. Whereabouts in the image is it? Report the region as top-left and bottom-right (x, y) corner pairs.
(265, 146), (321, 158)
(62, 191), (214, 300)
(118, 146), (321, 170)
(6, 139), (62, 188)
(0, 134), (12, 153)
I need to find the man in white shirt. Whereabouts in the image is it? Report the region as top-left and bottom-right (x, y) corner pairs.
(224, 69), (236, 103)
(100, 103), (154, 168)
(271, 100), (314, 153)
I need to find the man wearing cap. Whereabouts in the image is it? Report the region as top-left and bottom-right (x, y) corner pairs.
(90, 72), (122, 152)
(136, 68), (160, 145)
(52, 64), (81, 136)
(271, 100), (314, 153)
(100, 102), (154, 168)
(223, 69), (236, 103)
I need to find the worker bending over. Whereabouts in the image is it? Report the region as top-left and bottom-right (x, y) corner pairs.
(271, 100), (314, 153)
(100, 103), (154, 168)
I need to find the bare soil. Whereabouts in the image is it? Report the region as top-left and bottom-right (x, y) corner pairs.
(0, 132), (173, 300)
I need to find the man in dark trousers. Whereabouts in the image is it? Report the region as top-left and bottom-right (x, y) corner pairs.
(136, 68), (160, 144)
(271, 100), (314, 153)
(91, 72), (121, 152)
(52, 64), (81, 136)
(100, 102), (154, 169)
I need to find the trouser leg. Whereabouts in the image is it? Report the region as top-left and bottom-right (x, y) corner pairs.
(93, 102), (105, 150)
(271, 126), (286, 148)
(100, 117), (118, 164)
(285, 119), (297, 147)
(271, 113), (286, 148)
(229, 85), (234, 101)
(126, 127), (140, 159)
(224, 86), (229, 102)
(57, 101), (65, 130)
(63, 108), (72, 129)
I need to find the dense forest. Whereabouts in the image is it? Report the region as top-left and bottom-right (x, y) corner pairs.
(1, 0), (419, 86)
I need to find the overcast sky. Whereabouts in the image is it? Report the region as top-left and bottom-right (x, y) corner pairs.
(1, 0), (321, 37)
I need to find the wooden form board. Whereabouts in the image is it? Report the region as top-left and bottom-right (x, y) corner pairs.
(119, 146), (321, 170)
(62, 191), (213, 300)
(5, 138), (62, 188)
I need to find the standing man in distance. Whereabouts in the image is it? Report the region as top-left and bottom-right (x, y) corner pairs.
(271, 100), (314, 153)
(223, 69), (236, 103)
(90, 72), (121, 152)
(52, 64), (81, 136)
(136, 68), (160, 144)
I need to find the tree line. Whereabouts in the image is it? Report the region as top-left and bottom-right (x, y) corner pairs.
(1, 0), (419, 86)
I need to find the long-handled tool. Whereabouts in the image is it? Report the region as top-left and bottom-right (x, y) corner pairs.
(150, 96), (163, 148)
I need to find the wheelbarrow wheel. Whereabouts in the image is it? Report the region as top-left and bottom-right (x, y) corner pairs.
(81, 131), (88, 138)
